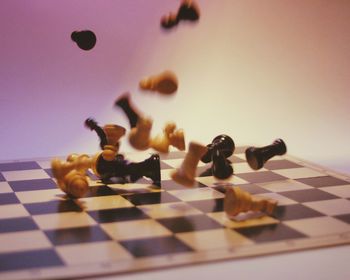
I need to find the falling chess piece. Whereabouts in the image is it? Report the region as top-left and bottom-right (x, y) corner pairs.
(51, 154), (93, 198)
(211, 149), (233, 179)
(161, 0), (200, 29)
(71, 30), (96, 51)
(201, 134), (235, 163)
(224, 186), (278, 217)
(171, 142), (208, 187)
(139, 70), (178, 95)
(85, 118), (108, 149)
(115, 93), (142, 128)
(245, 138), (287, 170)
(92, 152), (161, 187)
(150, 122), (185, 153)
(128, 117), (153, 150)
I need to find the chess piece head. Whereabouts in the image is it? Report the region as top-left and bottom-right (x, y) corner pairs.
(71, 30), (96, 51)
(103, 124), (126, 147)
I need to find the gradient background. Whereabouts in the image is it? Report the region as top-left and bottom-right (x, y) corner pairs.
(0, 1), (349, 278)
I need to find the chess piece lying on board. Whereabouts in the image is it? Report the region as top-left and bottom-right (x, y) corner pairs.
(245, 138), (287, 170)
(139, 70), (178, 95)
(201, 134), (234, 180)
(51, 151), (161, 198)
(224, 186), (278, 217)
(161, 0), (200, 29)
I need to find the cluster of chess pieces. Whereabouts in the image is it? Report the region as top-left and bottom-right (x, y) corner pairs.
(51, 81), (286, 219)
(59, 1), (282, 219)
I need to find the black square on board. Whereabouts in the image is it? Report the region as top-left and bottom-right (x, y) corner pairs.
(157, 214), (223, 233)
(122, 192), (180, 206)
(24, 200), (82, 215)
(273, 204), (324, 221)
(236, 171), (288, 184)
(88, 207), (149, 223)
(0, 249), (63, 272)
(281, 189), (338, 203)
(9, 178), (57, 192)
(188, 198), (224, 213)
(263, 160), (302, 170)
(235, 223), (306, 243)
(45, 225), (111, 246)
(0, 217), (38, 233)
(120, 236), (193, 258)
(0, 161), (41, 172)
(296, 176), (349, 188)
(0, 193), (20, 205)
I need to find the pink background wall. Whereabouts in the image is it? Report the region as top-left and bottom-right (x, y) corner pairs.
(1, 0), (349, 174)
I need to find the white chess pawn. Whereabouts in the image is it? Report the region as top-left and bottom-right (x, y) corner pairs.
(139, 70), (178, 95)
(51, 154), (93, 198)
(224, 186), (277, 217)
(150, 122), (185, 153)
(128, 116), (153, 150)
(171, 141), (207, 187)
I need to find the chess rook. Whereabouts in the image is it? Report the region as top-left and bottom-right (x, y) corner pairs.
(245, 139), (287, 170)
(171, 142), (207, 187)
(71, 30), (96, 51)
(115, 93), (141, 128)
(224, 186), (278, 217)
(201, 134), (235, 163)
(139, 70), (178, 95)
(161, 0), (200, 29)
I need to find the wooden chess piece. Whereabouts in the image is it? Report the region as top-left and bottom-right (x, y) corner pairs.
(128, 117), (153, 150)
(224, 186), (277, 217)
(150, 122), (185, 153)
(115, 93), (142, 128)
(171, 141), (207, 187)
(139, 70), (178, 95)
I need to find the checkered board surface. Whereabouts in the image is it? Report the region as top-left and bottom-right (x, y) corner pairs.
(1, 148), (350, 279)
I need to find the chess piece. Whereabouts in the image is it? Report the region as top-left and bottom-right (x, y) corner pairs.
(224, 186), (278, 217)
(211, 149), (233, 179)
(115, 93), (142, 128)
(200, 134), (234, 180)
(201, 134), (235, 163)
(128, 117), (153, 150)
(161, 0), (200, 29)
(92, 152), (161, 187)
(245, 138), (287, 170)
(171, 142), (208, 187)
(150, 122), (185, 153)
(71, 30), (96, 51)
(85, 118), (107, 149)
(139, 70), (178, 95)
(51, 154), (93, 198)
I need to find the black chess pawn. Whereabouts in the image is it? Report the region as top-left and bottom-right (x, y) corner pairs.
(200, 134), (234, 180)
(71, 30), (96, 51)
(85, 118), (107, 149)
(211, 149), (233, 179)
(94, 153), (161, 187)
(245, 138), (287, 170)
(161, 0), (200, 29)
(201, 134), (235, 163)
(115, 93), (141, 128)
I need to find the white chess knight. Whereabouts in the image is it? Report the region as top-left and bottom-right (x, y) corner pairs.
(224, 186), (277, 217)
(171, 141), (208, 187)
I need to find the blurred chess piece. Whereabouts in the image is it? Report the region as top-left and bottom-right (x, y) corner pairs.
(171, 141), (207, 187)
(150, 122), (185, 153)
(115, 93), (142, 128)
(51, 154), (93, 198)
(128, 116), (153, 150)
(71, 30), (97, 51)
(161, 0), (200, 29)
(139, 70), (178, 95)
(224, 186), (277, 217)
(245, 138), (287, 170)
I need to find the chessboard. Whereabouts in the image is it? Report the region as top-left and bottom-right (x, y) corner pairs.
(1, 147), (350, 279)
